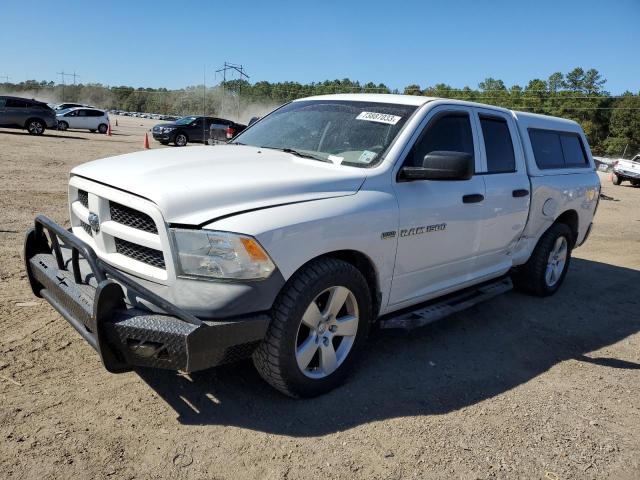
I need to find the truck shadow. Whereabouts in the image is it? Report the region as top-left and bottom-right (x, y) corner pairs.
(137, 257), (640, 436)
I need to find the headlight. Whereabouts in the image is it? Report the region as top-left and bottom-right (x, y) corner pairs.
(162, 127), (175, 133)
(172, 229), (275, 280)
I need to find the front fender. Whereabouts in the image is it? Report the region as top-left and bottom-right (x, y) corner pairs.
(204, 191), (399, 313)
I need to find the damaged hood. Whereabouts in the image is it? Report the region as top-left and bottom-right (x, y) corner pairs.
(71, 145), (367, 225)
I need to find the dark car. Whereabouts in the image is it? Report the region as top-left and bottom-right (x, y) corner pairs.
(0, 95), (57, 135)
(209, 118), (247, 144)
(55, 102), (89, 111)
(152, 116), (219, 146)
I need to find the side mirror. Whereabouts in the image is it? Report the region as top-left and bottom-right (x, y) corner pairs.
(400, 151), (474, 181)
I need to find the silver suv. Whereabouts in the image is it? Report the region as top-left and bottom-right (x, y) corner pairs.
(0, 95), (57, 135)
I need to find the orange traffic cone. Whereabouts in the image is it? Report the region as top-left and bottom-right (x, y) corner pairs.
(144, 132), (150, 149)
(107, 123), (112, 136)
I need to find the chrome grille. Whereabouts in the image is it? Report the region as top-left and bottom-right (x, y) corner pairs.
(78, 190), (89, 208)
(115, 237), (165, 269)
(110, 201), (158, 234)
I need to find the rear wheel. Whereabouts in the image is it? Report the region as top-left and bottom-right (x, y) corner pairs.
(174, 133), (188, 147)
(26, 119), (45, 135)
(253, 258), (372, 398)
(98, 123), (108, 134)
(512, 223), (573, 296)
(612, 174), (623, 185)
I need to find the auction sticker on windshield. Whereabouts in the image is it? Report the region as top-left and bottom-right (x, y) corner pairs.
(356, 111), (402, 125)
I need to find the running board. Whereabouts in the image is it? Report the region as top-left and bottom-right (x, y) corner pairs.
(380, 277), (513, 330)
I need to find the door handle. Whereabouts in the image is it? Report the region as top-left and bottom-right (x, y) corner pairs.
(512, 189), (529, 198)
(462, 194), (484, 204)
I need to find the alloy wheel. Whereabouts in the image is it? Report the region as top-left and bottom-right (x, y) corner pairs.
(295, 286), (359, 379)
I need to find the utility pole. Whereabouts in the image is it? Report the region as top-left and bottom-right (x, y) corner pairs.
(215, 62), (249, 117)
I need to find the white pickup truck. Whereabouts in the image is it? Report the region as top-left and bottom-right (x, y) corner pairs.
(612, 154), (640, 186)
(25, 94), (600, 397)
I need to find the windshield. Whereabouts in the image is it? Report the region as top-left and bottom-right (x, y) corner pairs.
(176, 116), (197, 125)
(231, 100), (418, 167)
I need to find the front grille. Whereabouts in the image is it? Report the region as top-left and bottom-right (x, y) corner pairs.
(78, 190), (89, 208)
(110, 201), (158, 234)
(80, 221), (92, 236)
(115, 237), (165, 269)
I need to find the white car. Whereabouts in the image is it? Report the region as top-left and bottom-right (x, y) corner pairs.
(24, 94), (600, 398)
(57, 107), (110, 133)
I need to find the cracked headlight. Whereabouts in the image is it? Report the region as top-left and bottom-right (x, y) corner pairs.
(172, 229), (275, 280)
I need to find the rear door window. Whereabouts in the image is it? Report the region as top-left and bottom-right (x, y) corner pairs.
(6, 99), (30, 108)
(480, 116), (516, 173)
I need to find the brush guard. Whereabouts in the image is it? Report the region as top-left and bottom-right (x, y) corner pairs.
(24, 215), (268, 373)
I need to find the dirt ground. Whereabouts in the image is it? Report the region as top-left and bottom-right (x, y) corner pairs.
(1, 118), (639, 480)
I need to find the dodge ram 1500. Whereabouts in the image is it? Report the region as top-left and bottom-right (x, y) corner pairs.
(24, 94), (600, 397)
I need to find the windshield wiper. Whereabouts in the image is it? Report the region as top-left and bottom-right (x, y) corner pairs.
(260, 146), (331, 163)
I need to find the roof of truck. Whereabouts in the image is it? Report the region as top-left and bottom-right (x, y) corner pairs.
(297, 93), (581, 130)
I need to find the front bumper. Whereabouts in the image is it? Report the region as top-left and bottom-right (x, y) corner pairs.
(614, 168), (640, 179)
(24, 215), (269, 373)
(152, 131), (173, 142)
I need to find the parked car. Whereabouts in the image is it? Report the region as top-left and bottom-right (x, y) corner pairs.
(152, 116), (221, 146)
(209, 118), (247, 144)
(612, 154), (640, 186)
(0, 95), (57, 135)
(24, 94), (600, 398)
(55, 102), (90, 111)
(56, 107), (110, 133)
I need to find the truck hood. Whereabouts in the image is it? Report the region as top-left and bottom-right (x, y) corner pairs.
(71, 145), (367, 225)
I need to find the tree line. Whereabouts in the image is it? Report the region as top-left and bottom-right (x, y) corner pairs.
(2, 67), (638, 157)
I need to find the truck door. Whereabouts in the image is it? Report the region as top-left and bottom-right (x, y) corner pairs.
(472, 107), (530, 275)
(389, 105), (486, 307)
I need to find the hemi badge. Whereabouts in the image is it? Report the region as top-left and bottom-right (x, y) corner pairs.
(381, 231), (397, 240)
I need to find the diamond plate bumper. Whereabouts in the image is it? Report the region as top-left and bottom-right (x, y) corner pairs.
(24, 215), (269, 373)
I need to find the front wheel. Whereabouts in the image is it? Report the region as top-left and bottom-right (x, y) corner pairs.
(174, 133), (188, 146)
(27, 119), (45, 135)
(253, 258), (372, 398)
(512, 223), (573, 296)
(612, 174), (623, 185)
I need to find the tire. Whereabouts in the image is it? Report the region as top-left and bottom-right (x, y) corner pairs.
(512, 222), (573, 297)
(253, 257), (372, 398)
(174, 133), (188, 147)
(97, 124), (108, 134)
(26, 119), (45, 135)
(612, 174), (623, 185)
(58, 121), (69, 131)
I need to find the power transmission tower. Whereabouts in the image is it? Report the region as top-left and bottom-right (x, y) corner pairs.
(215, 62), (249, 117)
(57, 70), (80, 101)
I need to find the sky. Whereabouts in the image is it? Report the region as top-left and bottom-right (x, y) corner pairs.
(1, 0), (638, 93)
